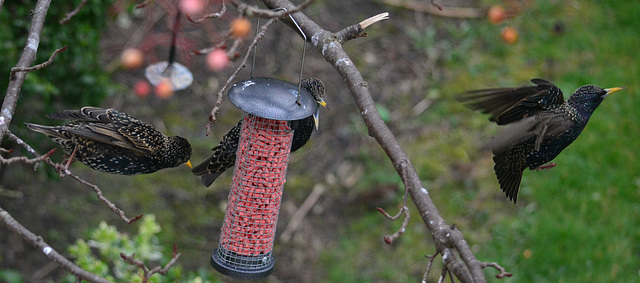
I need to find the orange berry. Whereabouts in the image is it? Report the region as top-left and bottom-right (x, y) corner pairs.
(121, 48), (144, 69)
(230, 17), (252, 38)
(488, 5), (506, 25)
(154, 79), (174, 99)
(501, 26), (518, 44)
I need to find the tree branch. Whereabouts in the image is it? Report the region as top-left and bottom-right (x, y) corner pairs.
(0, 206), (114, 283)
(259, 0), (491, 281)
(0, 0), (51, 145)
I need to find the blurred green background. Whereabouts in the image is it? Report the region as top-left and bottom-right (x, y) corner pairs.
(1, 0), (639, 282)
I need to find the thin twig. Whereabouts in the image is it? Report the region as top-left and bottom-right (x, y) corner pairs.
(121, 246), (181, 282)
(205, 17), (278, 136)
(280, 183), (326, 243)
(423, 251), (439, 282)
(59, 0), (88, 24)
(7, 132), (141, 224)
(334, 12), (389, 43)
(0, 147), (56, 166)
(56, 166), (143, 224)
(230, 0), (315, 18)
(135, 0), (153, 9)
(10, 46), (67, 78)
(480, 262), (513, 278)
(186, 0), (227, 23)
(381, 0), (484, 18)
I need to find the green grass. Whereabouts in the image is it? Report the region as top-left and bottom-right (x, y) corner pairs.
(323, 0), (640, 281)
(451, 0), (640, 281)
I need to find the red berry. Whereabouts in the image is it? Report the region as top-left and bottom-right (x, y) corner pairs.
(488, 5), (506, 25)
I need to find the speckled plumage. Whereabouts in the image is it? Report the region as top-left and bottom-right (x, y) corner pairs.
(26, 107), (192, 175)
(192, 78), (327, 187)
(460, 79), (623, 203)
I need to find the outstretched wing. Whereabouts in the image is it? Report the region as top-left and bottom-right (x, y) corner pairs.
(484, 111), (574, 155)
(458, 79), (565, 125)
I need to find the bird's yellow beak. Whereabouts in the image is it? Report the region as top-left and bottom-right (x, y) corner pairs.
(604, 87), (625, 95)
(185, 160), (193, 168)
(317, 98), (328, 109)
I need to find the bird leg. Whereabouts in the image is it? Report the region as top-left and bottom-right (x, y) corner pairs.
(61, 146), (78, 171)
(535, 163), (556, 171)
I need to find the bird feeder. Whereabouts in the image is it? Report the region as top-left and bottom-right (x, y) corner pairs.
(210, 77), (318, 279)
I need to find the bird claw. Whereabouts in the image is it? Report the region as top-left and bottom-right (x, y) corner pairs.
(58, 147), (78, 173)
(535, 163), (556, 171)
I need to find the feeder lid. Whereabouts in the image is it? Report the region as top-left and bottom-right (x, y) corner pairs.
(228, 77), (318, 121)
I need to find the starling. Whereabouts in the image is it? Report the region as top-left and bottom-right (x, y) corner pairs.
(192, 77), (327, 186)
(26, 107), (192, 175)
(459, 79), (624, 203)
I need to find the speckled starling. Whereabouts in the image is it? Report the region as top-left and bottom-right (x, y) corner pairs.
(459, 79), (624, 203)
(191, 77), (327, 186)
(26, 107), (192, 175)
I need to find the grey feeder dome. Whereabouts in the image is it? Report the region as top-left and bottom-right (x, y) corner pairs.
(228, 77), (318, 120)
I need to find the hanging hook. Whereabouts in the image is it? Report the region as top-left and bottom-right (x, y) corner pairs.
(248, 8), (307, 105)
(250, 16), (260, 79)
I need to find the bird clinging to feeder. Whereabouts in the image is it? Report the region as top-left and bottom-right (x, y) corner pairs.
(203, 76), (323, 280)
(459, 79), (624, 203)
(191, 77), (327, 186)
(26, 107), (192, 174)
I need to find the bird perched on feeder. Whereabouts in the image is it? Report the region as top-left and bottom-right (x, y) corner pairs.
(26, 107), (192, 174)
(459, 79), (624, 203)
(192, 77), (327, 186)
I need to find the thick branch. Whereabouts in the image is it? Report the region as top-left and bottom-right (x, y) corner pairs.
(0, 0), (50, 145)
(259, 0), (487, 281)
(0, 206), (114, 283)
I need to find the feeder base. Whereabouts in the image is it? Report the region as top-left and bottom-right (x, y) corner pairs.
(210, 248), (275, 280)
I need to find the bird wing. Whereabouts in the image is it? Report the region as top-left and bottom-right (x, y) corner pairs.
(49, 107), (162, 155)
(192, 121), (242, 186)
(459, 79), (565, 125)
(46, 107), (111, 122)
(485, 111), (573, 155)
(61, 123), (152, 155)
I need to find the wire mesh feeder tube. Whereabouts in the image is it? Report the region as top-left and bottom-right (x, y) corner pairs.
(211, 114), (293, 279)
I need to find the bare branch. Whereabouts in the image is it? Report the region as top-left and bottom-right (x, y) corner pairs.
(135, 0), (153, 9)
(423, 251), (439, 282)
(381, 0), (484, 18)
(186, 0), (227, 23)
(0, 147), (56, 166)
(59, 0), (88, 24)
(230, 0), (315, 18)
(10, 46), (66, 77)
(259, 0), (492, 281)
(0, 0), (51, 145)
(205, 17), (278, 135)
(0, 206), (114, 283)
(334, 12), (389, 43)
(280, 183), (326, 243)
(6, 132), (142, 224)
(55, 166), (143, 224)
(121, 247), (182, 282)
(480, 262), (513, 279)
